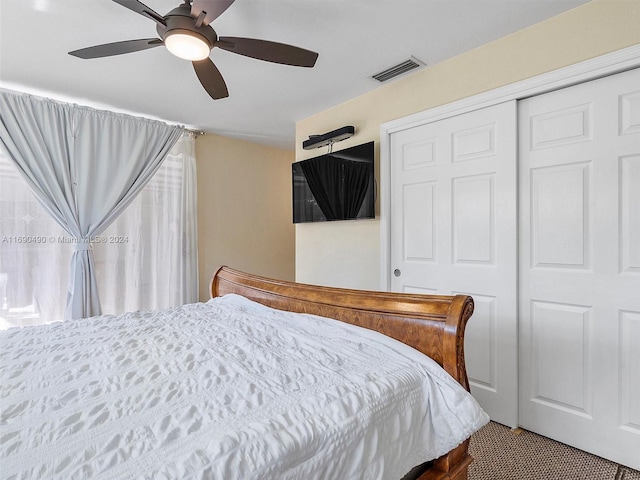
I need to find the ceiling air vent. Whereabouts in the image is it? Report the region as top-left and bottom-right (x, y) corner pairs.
(371, 57), (425, 83)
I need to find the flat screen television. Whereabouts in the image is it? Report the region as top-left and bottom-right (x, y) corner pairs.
(292, 141), (375, 224)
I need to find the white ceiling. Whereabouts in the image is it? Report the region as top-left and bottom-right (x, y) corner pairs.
(0, 0), (589, 149)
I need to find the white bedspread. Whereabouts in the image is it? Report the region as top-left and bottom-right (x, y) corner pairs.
(0, 295), (488, 480)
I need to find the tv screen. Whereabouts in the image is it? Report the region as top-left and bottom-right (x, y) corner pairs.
(292, 141), (375, 224)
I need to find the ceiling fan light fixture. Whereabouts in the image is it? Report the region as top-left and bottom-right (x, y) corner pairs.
(165, 30), (211, 61)
(69, 0), (318, 101)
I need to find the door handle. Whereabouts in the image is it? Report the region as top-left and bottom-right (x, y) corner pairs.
(394, 269), (401, 277)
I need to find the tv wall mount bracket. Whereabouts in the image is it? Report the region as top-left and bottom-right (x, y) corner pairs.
(302, 126), (355, 152)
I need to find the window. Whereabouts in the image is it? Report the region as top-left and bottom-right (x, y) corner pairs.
(0, 135), (197, 329)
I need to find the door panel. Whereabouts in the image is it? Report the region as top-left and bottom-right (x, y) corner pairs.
(452, 174), (494, 264)
(530, 162), (590, 268)
(529, 300), (592, 416)
(519, 67), (640, 469)
(390, 101), (518, 426)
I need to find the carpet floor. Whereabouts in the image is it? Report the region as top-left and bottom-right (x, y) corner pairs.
(468, 422), (640, 480)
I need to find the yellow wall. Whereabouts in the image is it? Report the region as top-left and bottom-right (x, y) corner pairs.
(196, 134), (295, 300)
(295, 0), (640, 289)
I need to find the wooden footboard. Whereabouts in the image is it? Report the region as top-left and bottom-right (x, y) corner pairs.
(210, 266), (476, 480)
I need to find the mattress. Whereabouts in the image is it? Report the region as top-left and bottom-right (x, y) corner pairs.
(0, 294), (488, 479)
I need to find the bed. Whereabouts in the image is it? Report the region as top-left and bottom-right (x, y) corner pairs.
(0, 267), (487, 480)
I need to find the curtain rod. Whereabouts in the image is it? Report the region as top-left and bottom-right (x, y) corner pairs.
(1, 88), (209, 137)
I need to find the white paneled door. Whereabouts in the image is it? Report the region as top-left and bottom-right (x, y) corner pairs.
(518, 67), (640, 469)
(389, 101), (518, 427)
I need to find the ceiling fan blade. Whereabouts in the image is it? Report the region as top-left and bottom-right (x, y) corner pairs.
(112, 0), (166, 26)
(217, 37), (318, 67)
(193, 59), (229, 100)
(190, 0), (235, 26)
(69, 39), (163, 59)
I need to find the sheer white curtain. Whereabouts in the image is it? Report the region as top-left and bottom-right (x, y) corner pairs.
(0, 90), (183, 319)
(95, 134), (198, 314)
(0, 158), (71, 327)
(0, 134), (198, 329)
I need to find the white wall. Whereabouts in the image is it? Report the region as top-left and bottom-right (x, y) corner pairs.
(295, 219), (379, 289)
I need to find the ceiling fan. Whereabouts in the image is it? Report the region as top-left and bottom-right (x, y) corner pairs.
(68, 0), (319, 100)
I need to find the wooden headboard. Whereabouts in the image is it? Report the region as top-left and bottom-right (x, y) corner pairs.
(210, 266), (474, 392)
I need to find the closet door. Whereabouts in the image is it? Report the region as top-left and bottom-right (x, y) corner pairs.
(389, 101), (518, 426)
(519, 67), (640, 469)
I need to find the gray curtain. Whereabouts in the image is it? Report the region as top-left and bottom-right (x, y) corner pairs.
(0, 89), (183, 320)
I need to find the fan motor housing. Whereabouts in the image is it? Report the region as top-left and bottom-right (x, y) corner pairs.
(158, 6), (218, 49)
